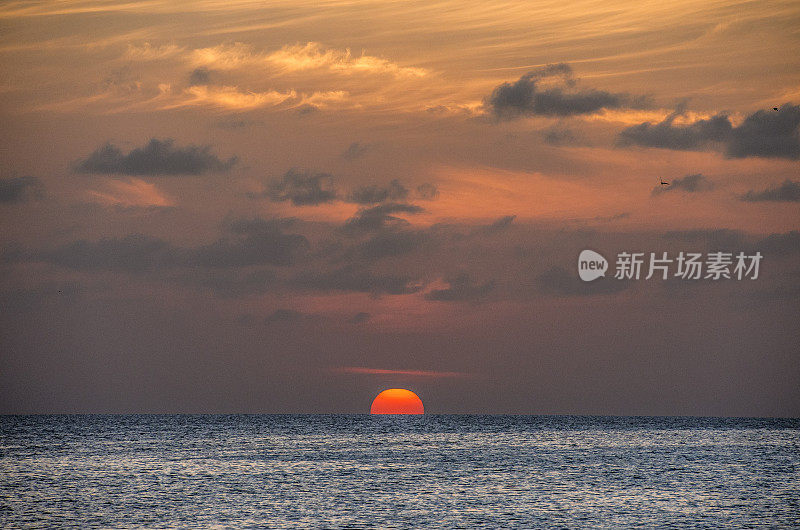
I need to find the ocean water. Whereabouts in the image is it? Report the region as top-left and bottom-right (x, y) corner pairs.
(1, 415), (798, 528)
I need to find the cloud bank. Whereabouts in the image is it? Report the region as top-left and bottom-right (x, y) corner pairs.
(620, 104), (800, 159)
(741, 180), (800, 202)
(77, 138), (237, 175)
(347, 179), (408, 204)
(0, 176), (41, 203)
(266, 169), (338, 206)
(425, 273), (495, 302)
(486, 64), (647, 119)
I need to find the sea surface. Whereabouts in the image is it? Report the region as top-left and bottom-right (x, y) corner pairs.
(1, 415), (798, 528)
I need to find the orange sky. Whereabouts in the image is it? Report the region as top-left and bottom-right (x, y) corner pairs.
(0, 0), (798, 415)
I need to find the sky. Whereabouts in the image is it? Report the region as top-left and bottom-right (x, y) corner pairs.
(1, 0), (799, 415)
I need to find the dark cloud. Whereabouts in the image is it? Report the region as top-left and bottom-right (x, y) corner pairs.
(2, 242), (27, 264)
(265, 169), (338, 206)
(486, 63), (644, 119)
(347, 179), (408, 204)
(543, 127), (577, 145)
(291, 266), (422, 295)
(754, 231), (800, 256)
(100, 65), (139, 93)
(193, 218), (309, 267)
(188, 67), (212, 86)
(0, 176), (41, 203)
(593, 212), (630, 222)
(357, 230), (430, 259)
(265, 309), (304, 322)
(619, 104), (800, 159)
(741, 180), (800, 202)
(225, 216), (299, 233)
(77, 138), (237, 176)
(425, 273), (495, 302)
(342, 142), (371, 160)
(0, 281), (108, 312)
(188, 269), (275, 298)
(6, 215), (799, 417)
(214, 119), (263, 129)
(491, 215), (517, 230)
(415, 183), (439, 200)
(41, 234), (182, 272)
(652, 173), (714, 195)
(743, 281), (800, 303)
(345, 180), (435, 205)
(662, 229), (745, 252)
(618, 111), (731, 151)
(348, 312), (371, 324)
(343, 202), (424, 233)
(727, 105), (800, 159)
(295, 104), (318, 115)
(536, 266), (630, 296)
(36, 217), (307, 272)
(473, 215), (516, 236)
(260, 172), (430, 208)
(234, 313), (257, 326)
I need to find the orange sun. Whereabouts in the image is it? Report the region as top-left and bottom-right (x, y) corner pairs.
(370, 388), (424, 415)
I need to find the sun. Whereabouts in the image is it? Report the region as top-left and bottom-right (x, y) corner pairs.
(370, 388), (424, 415)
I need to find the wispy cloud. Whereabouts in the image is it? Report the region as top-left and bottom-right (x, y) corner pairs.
(124, 42), (185, 61)
(167, 85), (298, 110)
(190, 42), (428, 78)
(333, 367), (469, 378)
(0, 1), (174, 18)
(160, 85), (347, 111)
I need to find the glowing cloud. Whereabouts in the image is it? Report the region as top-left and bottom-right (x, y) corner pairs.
(266, 42), (428, 77)
(87, 178), (173, 207)
(168, 85), (297, 110)
(124, 42), (184, 61)
(190, 42), (428, 78)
